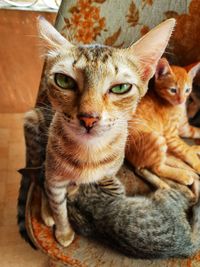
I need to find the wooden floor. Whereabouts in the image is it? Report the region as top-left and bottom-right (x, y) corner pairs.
(0, 10), (56, 113)
(0, 113), (47, 267)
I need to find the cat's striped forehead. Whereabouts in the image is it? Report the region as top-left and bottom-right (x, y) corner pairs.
(50, 44), (139, 88)
(75, 44), (114, 64)
(170, 66), (192, 90)
(56, 44), (120, 71)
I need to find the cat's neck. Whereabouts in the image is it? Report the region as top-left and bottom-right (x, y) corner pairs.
(47, 111), (127, 182)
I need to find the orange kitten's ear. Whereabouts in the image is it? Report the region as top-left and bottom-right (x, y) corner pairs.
(155, 58), (171, 79)
(186, 62), (200, 81)
(126, 19), (175, 86)
(37, 16), (74, 52)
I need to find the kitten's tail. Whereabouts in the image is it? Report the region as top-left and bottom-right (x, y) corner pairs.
(17, 166), (45, 249)
(17, 169), (37, 249)
(17, 108), (49, 249)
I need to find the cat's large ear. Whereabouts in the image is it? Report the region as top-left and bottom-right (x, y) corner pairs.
(126, 19), (175, 84)
(155, 58), (172, 79)
(186, 62), (200, 81)
(37, 16), (73, 51)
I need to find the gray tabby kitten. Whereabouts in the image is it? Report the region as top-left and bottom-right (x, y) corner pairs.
(68, 176), (200, 259)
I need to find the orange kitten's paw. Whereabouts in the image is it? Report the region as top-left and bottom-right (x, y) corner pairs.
(194, 165), (200, 174)
(55, 226), (75, 247)
(191, 145), (200, 154)
(181, 171), (198, 185)
(192, 164), (200, 175)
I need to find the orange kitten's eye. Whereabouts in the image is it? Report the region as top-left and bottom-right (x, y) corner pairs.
(110, 84), (132, 94)
(54, 73), (77, 90)
(169, 88), (177, 94)
(185, 88), (190, 93)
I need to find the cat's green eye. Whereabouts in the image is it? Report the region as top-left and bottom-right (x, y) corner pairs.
(185, 88), (190, 93)
(110, 84), (132, 94)
(54, 73), (77, 90)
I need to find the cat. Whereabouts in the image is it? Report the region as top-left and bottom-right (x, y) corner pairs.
(67, 176), (200, 259)
(36, 17), (175, 247)
(126, 58), (200, 189)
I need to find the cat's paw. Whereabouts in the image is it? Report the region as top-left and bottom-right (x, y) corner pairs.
(181, 171), (198, 185)
(55, 226), (75, 247)
(43, 215), (55, 227)
(193, 164), (200, 174)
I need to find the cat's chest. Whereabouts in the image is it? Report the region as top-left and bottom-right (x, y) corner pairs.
(46, 125), (125, 183)
(163, 106), (183, 132)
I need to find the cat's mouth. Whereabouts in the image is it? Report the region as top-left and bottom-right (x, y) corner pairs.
(77, 124), (113, 142)
(79, 127), (103, 138)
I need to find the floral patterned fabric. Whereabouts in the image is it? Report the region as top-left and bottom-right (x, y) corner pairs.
(55, 0), (199, 66)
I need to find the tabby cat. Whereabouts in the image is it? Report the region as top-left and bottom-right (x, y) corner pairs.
(67, 176), (200, 259)
(37, 17), (175, 247)
(126, 58), (200, 189)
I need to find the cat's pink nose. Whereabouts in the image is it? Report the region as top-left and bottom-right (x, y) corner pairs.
(78, 113), (99, 132)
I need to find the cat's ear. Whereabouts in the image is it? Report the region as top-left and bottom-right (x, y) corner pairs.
(37, 16), (73, 51)
(155, 58), (171, 79)
(187, 62), (200, 81)
(126, 19), (175, 84)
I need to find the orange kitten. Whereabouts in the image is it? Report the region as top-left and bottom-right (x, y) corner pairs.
(126, 58), (200, 188)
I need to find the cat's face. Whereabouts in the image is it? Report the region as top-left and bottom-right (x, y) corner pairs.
(38, 17), (175, 142)
(154, 58), (200, 106)
(47, 45), (142, 140)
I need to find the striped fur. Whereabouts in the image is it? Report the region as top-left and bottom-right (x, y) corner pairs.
(126, 58), (200, 188)
(37, 18), (175, 247)
(17, 169), (36, 249)
(68, 176), (200, 259)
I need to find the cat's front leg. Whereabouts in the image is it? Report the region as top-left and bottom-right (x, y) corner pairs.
(44, 179), (75, 247)
(166, 134), (200, 174)
(41, 191), (55, 227)
(179, 120), (200, 139)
